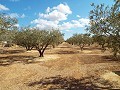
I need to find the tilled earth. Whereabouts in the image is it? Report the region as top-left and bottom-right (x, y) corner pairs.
(0, 42), (120, 90)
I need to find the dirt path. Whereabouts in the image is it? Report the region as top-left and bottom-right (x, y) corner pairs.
(0, 42), (120, 90)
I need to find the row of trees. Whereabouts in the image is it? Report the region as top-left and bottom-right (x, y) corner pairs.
(0, 0), (119, 57)
(67, 0), (120, 57)
(0, 13), (64, 57)
(66, 34), (109, 51)
(14, 28), (64, 57)
(66, 34), (92, 51)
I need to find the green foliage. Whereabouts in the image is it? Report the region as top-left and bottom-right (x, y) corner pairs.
(14, 27), (64, 57)
(34, 29), (64, 57)
(66, 33), (92, 51)
(0, 13), (18, 46)
(0, 13), (18, 34)
(92, 35), (108, 49)
(51, 30), (64, 48)
(87, 1), (120, 56)
(14, 27), (37, 50)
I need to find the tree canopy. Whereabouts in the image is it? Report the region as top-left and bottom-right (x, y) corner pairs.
(66, 33), (92, 51)
(14, 27), (64, 57)
(0, 13), (18, 46)
(87, 0), (120, 56)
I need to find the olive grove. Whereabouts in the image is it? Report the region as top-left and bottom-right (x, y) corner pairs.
(87, 0), (120, 56)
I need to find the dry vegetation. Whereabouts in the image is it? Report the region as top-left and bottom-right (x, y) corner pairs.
(0, 42), (120, 90)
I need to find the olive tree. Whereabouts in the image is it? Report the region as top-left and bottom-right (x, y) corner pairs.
(0, 13), (18, 46)
(14, 28), (64, 57)
(14, 27), (37, 50)
(87, 0), (120, 56)
(92, 35), (108, 50)
(66, 37), (75, 45)
(34, 29), (64, 57)
(66, 34), (91, 51)
(51, 30), (64, 48)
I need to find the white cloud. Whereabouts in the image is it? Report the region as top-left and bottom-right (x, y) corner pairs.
(24, 6), (31, 10)
(60, 22), (73, 30)
(31, 3), (89, 30)
(65, 29), (72, 32)
(46, 7), (51, 13)
(53, 3), (72, 14)
(21, 14), (25, 18)
(14, 24), (19, 27)
(31, 19), (59, 30)
(9, 13), (19, 18)
(32, 3), (72, 29)
(79, 18), (90, 26)
(60, 18), (89, 30)
(39, 10), (68, 21)
(9, 13), (25, 18)
(77, 15), (80, 18)
(0, 4), (9, 11)
(38, 3), (72, 22)
(10, 0), (20, 2)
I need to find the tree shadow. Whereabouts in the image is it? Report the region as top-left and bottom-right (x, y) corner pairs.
(113, 71), (120, 76)
(102, 55), (120, 61)
(57, 51), (79, 54)
(83, 47), (102, 50)
(0, 55), (36, 66)
(28, 75), (114, 90)
(57, 46), (72, 48)
(0, 49), (25, 54)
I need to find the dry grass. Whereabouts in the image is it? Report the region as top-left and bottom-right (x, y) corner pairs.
(0, 42), (120, 90)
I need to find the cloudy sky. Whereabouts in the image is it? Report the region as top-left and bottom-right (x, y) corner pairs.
(0, 0), (114, 39)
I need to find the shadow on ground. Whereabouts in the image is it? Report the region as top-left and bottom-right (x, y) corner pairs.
(113, 71), (120, 76)
(83, 47), (102, 50)
(57, 46), (72, 48)
(0, 55), (36, 66)
(102, 55), (120, 61)
(0, 49), (25, 54)
(57, 51), (79, 54)
(28, 75), (114, 90)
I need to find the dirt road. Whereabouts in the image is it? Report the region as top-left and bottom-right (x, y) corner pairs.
(0, 42), (120, 90)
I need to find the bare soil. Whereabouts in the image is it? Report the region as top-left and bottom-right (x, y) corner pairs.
(0, 42), (120, 90)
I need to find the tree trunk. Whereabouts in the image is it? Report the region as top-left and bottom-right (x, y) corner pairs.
(26, 46), (31, 51)
(38, 50), (44, 57)
(101, 44), (105, 49)
(38, 44), (49, 57)
(80, 47), (83, 51)
(113, 51), (117, 57)
(40, 52), (44, 57)
(52, 44), (56, 48)
(80, 44), (84, 51)
(30, 46), (34, 50)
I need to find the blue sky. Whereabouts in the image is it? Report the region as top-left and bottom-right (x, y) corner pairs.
(0, 0), (114, 39)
